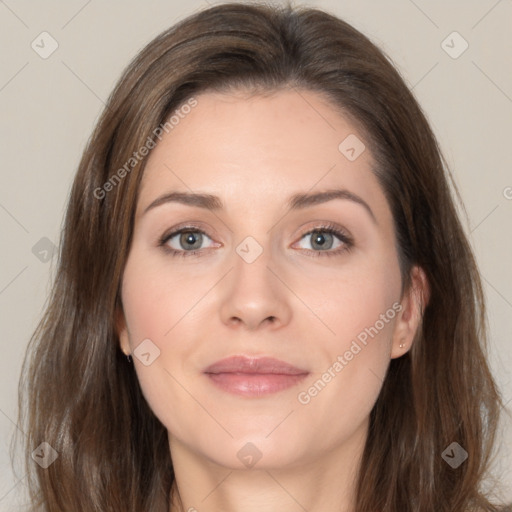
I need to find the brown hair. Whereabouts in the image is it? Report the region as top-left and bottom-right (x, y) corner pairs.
(14, 1), (510, 510)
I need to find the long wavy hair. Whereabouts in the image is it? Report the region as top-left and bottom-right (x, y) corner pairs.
(14, 2), (510, 511)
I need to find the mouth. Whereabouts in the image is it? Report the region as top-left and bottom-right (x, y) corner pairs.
(203, 355), (309, 397)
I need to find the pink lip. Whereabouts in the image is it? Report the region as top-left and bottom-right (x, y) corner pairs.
(204, 356), (309, 397)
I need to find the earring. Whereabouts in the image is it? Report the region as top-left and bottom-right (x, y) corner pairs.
(126, 354), (132, 363)
(399, 342), (405, 349)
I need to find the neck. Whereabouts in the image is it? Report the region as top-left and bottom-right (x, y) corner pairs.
(168, 419), (367, 512)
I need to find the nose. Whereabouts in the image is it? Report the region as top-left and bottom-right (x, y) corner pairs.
(219, 243), (292, 331)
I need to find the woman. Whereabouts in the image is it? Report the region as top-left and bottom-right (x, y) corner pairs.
(15, 1), (510, 510)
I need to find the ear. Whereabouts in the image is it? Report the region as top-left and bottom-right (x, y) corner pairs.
(390, 265), (430, 359)
(115, 303), (132, 357)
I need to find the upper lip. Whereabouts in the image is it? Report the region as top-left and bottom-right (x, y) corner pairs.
(204, 356), (308, 375)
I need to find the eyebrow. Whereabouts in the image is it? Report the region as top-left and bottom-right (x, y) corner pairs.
(143, 188), (376, 224)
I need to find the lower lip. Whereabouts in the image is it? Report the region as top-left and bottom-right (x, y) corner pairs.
(205, 372), (309, 397)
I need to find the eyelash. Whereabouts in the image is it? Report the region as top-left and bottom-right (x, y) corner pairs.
(157, 222), (354, 259)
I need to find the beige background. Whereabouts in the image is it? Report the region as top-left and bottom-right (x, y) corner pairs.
(0, 0), (510, 509)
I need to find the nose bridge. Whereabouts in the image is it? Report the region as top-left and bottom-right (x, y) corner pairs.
(232, 233), (276, 295)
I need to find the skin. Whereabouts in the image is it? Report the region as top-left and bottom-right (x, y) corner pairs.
(116, 87), (428, 512)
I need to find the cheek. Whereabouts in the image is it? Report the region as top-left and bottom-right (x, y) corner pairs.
(120, 247), (209, 344)
(306, 243), (401, 353)
(293, 287), (399, 451)
(298, 246), (401, 411)
(119, 250), (214, 436)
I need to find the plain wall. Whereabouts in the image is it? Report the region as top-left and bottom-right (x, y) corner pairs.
(0, 0), (510, 509)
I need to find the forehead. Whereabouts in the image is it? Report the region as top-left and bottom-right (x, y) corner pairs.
(136, 88), (389, 222)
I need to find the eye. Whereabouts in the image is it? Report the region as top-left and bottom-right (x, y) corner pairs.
(158, 222), (353, 259)
(293, 224), (354, 257)
(158, 226), (218, 258)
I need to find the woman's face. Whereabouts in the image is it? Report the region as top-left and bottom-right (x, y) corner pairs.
(117, 87), (422, 470)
